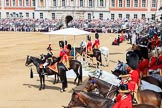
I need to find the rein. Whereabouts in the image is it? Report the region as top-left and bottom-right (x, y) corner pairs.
(106, 84), (113, 98)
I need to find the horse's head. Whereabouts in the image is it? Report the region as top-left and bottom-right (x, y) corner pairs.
(84, 75), (98, 92)
(67, 89), (85, 108)
(25, 55), (32, 66)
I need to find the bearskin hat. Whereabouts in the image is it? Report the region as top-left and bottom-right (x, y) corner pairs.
(140, 47), (148, 59)
(95, 32), (99, 39)
(87, 35), (91, 41)
(59, 40), (67, 48)
(127, 53), (139, 70)
(126, 51), (134, 63)
(67, 44), (72, 50)
(133, 50), (142, 60)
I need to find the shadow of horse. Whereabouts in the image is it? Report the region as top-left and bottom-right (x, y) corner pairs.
(23, 83), (61, 91)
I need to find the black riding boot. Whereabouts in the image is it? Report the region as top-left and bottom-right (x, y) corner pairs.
(131, 93), (137, 104)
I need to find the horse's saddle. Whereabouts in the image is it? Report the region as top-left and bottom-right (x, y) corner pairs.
(87, 51), (93, 55)
(48, 63), (58, 73)
(62, 60), (70, 69)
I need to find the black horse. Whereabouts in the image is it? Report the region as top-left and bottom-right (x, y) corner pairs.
(25, 55), (67, 92)
(41, 55), (83, 86)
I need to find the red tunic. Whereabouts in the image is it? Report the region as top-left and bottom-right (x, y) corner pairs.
(137, 59), (149, 75)
(87, 41), (92, 52)
(149, 57), (158, 70)
(113, 94), (132, 108)
(158, 55), (162, 69)
(93, 39), (100, 49)
(129, 70), (139, 84)
(59, 48), (68, 61)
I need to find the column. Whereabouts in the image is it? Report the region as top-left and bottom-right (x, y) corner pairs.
(1, 0), (5, 18)
(147, 0), (151, 12)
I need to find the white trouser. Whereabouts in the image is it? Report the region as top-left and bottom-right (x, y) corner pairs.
(43, 62), (49, 68)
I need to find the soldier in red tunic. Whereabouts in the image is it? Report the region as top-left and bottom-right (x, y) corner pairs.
(137, 47), (149, 77)
(59, 41), (69, 67)
(92, 32), (100, 49)
(86, 35), (92, 53)
(125, 53), (140, 103)
(113, 84), (132, 108)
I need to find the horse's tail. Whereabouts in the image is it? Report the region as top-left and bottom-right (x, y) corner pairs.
(79, 63), (82, 83)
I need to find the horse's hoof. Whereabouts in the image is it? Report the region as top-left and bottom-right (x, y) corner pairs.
(39, 88), (42, 90)
(60, 89), (65, 93)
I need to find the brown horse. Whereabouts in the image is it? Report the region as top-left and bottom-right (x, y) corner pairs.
(64, 90), (157, 108)
(84, 76), (161, 108)
(25, 55), (68, 92)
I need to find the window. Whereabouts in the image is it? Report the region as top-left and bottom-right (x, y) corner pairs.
(32, 13), (34, 19)
(6, 0), (9, 6)
(99, 13), (103, 20)
(80, 0), (83, 7)
(134, 0), (138, 7)
(52, 13), (55, 20)
(119, 14), (122, 19)
(134, 14), (137, 19)
(126, 0), (130, 7)
(53, 0), (56, 6)
(62, 0), (65, 6)
(32, 0), (35, 6)
(88, 13), (91, 20)
(126, 14), (130, 19)
(100, 0), (104, 7)
(26, 0), (29, 6)
(40, 0), (43, 7)
(40, 13), (43, 19)
(152, 14), (155, 20)
(89, 0), (93, 7)
(119, 0), (122, 7)
(19, 12), (22, 17)
(19, 0), (22, 6)
(6, 12), (9, 18)
(142, 14), (145, 19)
(152, 0), (156, 7)
(142, 0), (146, 7)
(111, 14), (115, 20)
(26, 13), (29, 18)
(111, 0), (115, 7)
(13, 0), (16, 6)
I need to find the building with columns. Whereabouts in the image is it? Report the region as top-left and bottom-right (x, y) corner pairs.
(0, 0), (161, 20)
(34, 0), (109, 20)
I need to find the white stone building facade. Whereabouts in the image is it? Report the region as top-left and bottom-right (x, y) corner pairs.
(34, 0), (109, 20)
